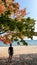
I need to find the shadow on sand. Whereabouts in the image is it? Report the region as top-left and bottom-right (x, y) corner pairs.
(0, 53), (37, 65)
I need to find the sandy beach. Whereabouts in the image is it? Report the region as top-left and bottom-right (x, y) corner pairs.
(0, 46), (37, 65)
(0, 46), (37, 58)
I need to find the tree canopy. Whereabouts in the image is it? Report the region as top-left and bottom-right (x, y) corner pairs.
(0, 0), (35, 45)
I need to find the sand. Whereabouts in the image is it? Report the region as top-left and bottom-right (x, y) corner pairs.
(0, 46), (37, 65)
(0, 46), (37, 58)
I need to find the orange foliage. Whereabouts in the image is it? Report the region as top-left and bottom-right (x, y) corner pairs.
(20, 8), (26, 16)
(0, 3), (5, 14)
(6, 0), (8, 3)
(0, 0), (26, 19)
(0, 35), (11, 44)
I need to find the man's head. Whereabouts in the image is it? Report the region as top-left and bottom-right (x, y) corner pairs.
(10, 43), (12, 47)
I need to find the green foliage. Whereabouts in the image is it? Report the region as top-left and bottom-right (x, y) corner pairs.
(16, 21), (24, 32)
(17, 42), (20, 45)
(20, 17), (35, 39)
(20, 39), (28, 45)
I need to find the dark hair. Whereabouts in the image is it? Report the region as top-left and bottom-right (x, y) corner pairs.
(10, 44), (12, 47)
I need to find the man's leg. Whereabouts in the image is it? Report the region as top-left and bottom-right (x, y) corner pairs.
(9, 55), (12, 62)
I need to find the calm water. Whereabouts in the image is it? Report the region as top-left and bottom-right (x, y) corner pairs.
(0, 40), (37, 46)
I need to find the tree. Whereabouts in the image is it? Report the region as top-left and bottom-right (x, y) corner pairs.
(0, 0), (35, 45)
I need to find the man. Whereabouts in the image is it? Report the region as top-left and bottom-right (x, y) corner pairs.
(8, 44), (13, 62)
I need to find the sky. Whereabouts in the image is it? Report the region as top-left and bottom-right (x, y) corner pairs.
(16, 0), (37, 32)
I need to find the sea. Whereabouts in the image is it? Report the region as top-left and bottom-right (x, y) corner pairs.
(0, 40), (37, 46)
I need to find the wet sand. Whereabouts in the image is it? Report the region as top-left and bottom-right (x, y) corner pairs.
(0, 54), (37, 65)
